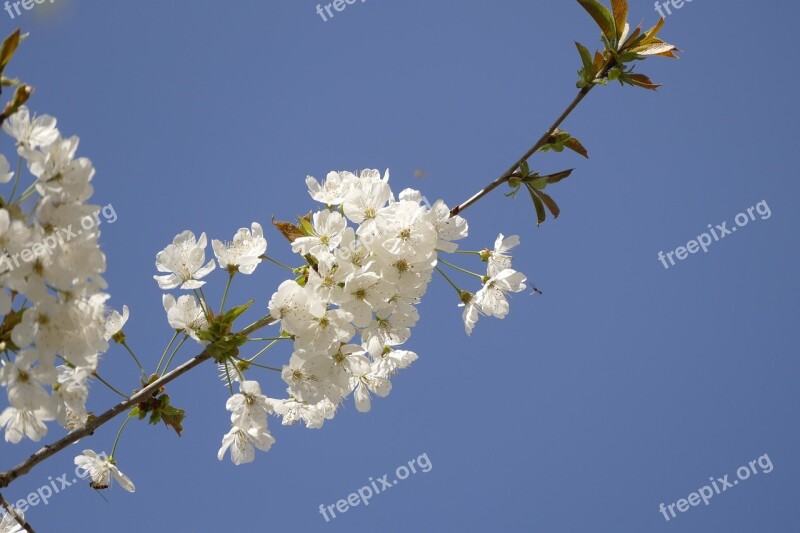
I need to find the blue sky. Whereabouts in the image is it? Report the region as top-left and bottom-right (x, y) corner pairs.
(2, 1), (799, 531)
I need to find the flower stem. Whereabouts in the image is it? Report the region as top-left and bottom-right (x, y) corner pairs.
(7, 155), (23, 203)
(235, 356), (281, 372)
(120, 341), (147, 379)
(91, 372), (129, 399)
(155, 331), (180, 375)
(435, 266), (462, 296)
(438, 258), (484, 279)
(161, 335), (188, 376)
(219, 273), (234, 314)
(260, 255), (294, 272)
(223, 360), (235, 395)
(249, 339), (280, 362)
(110, 415), (134, 459)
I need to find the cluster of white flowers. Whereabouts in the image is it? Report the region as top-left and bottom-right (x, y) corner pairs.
(0, 107), (126, 445)
(153, 169), (528, 465)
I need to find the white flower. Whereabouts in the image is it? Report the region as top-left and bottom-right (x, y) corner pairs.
(162, 294), (208, 342)
(74, 450), (135, 492)
(153, 230), (216, 289)
(0, 406), (53, 443)
(212, 222), (267, 275)
(268, 280), (318, 336)
(0, 155), (14, 184)
(291, 210), (347, 258)
(475, 269), (527, 318)
(343, 174), (392, 234)
(372, 348), (418, 378)
(2, 106), (59, 148)
(270, 398), (336, 429)
(0, 353), (55, 411)
(226, 380), (272, 430)
(281, 351), (349, 404)
(487, 234), (520, 277)
(294, 307), (355, 353)
(53, 365), (90, 427)
(305, 171), (357, 205)
(428, 200), (468, 253)
(459, 292), (482, 335)
(361, 307), (413, 356)
(0, 508), (24, 533)
(217, 425), (275, 465)
(340, 271), (386, 328)
(103, 305), (129, 341)
(350, 356), (392, 413)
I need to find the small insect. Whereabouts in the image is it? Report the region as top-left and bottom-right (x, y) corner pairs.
(530, 286), (543, 295)
(413, 168), (427, 179)
(90, 481), (109, 490)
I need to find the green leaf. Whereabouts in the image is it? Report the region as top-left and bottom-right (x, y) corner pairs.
(543, 168), (575, 184)
(221, 299), (254, 326)
(537, 189), (561, 219)
(527, 176), (549, 190)
(577, 0), (616, 43)
(622, 72), (661, 90)
(297, 215), (315, 236)
(610, 0), (628, 39)
(160, 403), (186, 437)
(526, 184), (547, 226)
(271, 216), (305, 243)
(564, 137), (589, 158)
(575, 41), (594, 74)
(0, 29), (21, 73)
(519, 160), (530, 178)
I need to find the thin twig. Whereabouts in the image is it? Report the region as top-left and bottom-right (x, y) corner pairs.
(0, 316), (275, 490)
(449, 62), (614, 217)
(0, 492), (36, 532)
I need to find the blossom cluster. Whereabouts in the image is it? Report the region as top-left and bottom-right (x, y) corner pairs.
(0, 108), (126, 445)
(153, 169), (529, 465)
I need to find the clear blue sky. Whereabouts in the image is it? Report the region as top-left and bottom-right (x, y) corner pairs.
(2, 1), (799, 532)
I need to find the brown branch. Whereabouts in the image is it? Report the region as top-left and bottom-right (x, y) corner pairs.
(0, 315), (276, 490)
(0, 492), (36, 533)
(449, 62), (615, 218)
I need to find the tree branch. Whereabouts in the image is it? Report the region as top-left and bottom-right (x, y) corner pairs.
(0, 492), (36, 533)
(0, 316), (276, 490)
(449, 62), (614, 217)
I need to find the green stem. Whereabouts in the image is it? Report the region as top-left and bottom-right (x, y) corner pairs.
(249, 339), (279, 362)
(91, 372), (129, 399)
(435, 266), (462, 296)
(7, 155), (23, 203)
(161, 335), (188, 375)
(438, 258), (484, 279)
(219, 273), (234, 314)
(110, 415), (134, 459)
(120, 341), (147, 378)
(260, 255), (294, 272)
(14, 182), (37, 204)
(155, 331), (180, 375)
(234, 356), (281, 372)
(193, 289), (210, 319)
(223, 360), (235, 395)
